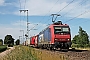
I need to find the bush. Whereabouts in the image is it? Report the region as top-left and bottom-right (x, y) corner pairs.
(72, 44), (90, 48)
(0, 45), (7, 52)
(72, 44), (79, 48)
(8, 44), (13, 47)
(84, 44), (90, 47)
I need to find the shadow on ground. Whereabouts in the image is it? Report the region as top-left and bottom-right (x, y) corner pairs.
(54, 48), (89, 52)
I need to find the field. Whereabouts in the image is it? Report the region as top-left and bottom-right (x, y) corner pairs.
(0, 45), (90, 60)
(0, 45), (66, 60)
(1, 46), (37, 60)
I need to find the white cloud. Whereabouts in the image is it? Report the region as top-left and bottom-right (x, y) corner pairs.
(0, 26), (20, 40)
(0, 0), (90, 18)
(13, 0), (90, 18)
(0, 0), (4, 6)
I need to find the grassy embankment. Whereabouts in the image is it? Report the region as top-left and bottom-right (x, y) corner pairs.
(0, 45), (7, 53)
(74, 47), (90, 50)
(2, 46), (38, 60)
(1, 45), (68, 60)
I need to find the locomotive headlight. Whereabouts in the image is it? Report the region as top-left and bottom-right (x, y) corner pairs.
(67, 39), (70, 41)
(55, 39), (58, 40)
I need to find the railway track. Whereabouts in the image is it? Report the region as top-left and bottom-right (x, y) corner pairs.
(35, 48), (90, 60)
(56, 49), (90, 60)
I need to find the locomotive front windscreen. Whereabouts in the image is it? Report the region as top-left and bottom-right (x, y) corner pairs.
(54, 26), (70, 34)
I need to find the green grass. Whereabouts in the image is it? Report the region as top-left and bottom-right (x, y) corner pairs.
(0, 45), (7, 52)
(0, 45), (67, 60)
(1, 45), (38, 60)
(71, 44), (90, 50)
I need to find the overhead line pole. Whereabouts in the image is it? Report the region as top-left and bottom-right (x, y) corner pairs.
(20, 30), (24, 43)
(19, 36), (22, 44)
(20, 10), (29, 41)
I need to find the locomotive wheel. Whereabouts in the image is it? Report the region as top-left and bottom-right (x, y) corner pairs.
(46, 45), (49, 50)
(46, 45), (52, 50)
(50, 47), (52, 50)
(52, 46), (56, 51)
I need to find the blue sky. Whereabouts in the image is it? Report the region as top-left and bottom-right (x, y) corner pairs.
(0, 0), (90, 42)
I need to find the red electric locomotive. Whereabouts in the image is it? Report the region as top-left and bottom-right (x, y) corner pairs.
(37, 21), (72, 50)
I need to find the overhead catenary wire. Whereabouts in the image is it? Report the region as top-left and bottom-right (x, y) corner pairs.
(41, 0), (75, 26)
(19, 0), (29, 42)
(19, 0), (27, 29)
(30, 0), (89, 32)
(39, 0), (75, 26)
(19, 0), (26, 29)
(19, 0), (22, 30)
(36, 13), (61, 33)
(61, 0), (89, 18)
(33, 0), (62, 33)
(19, 0), (21, 9)
(30, 24), (38, 30)
(23, 0), (90, 39)
(38, 0), (90, 30)
(24, 0), (26, 9)
(36, 16), (51, 30)
(23, 0), (27, 27)
(73, 19), (90, 27)
(19, 0), (23, 44)
(57, 0), (75, 14)
(31, 0), (60, 31)
(37, 0), (60, 24)
(64, 10), (90, 23)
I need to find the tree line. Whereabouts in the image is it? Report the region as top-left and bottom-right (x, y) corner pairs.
(0, 35), (20, 46)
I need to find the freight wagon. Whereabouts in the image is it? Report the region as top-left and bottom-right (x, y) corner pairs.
(30, 36), (38, 47)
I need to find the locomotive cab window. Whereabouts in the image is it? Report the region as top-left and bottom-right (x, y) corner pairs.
(54, 26), (70, 34)
(54, 26), (62, 34)
(62, 28), (69, 32)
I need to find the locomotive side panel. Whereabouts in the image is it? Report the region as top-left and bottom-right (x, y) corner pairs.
(43, 28), (51, 44)
(37, 27), (52, 48)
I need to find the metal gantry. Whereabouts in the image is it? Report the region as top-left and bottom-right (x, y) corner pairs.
(19, 10), (29, 40)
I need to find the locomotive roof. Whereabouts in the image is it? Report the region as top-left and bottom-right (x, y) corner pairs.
(39, 24), (69, 34)
(52, 24), (69, 26)
(38, 21), (69, 34)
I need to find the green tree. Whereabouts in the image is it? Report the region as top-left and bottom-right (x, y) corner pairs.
(72, 26), (89, 47)
(4, 35), (14, 46)
(15, 39), (20, 45)
(0, 39), (3, 45)
(72, 35), (79, 44)
(78, 26), (89, 45)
